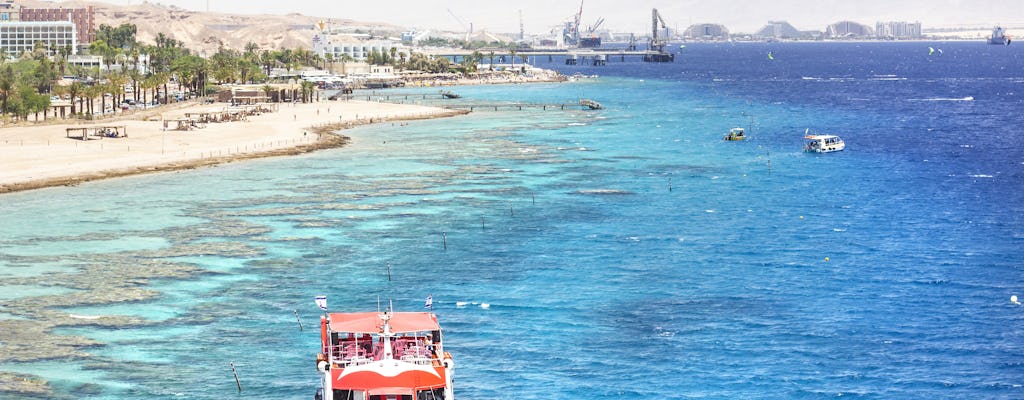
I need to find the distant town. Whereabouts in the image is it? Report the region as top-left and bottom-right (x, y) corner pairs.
(0, 0), (1013, 123)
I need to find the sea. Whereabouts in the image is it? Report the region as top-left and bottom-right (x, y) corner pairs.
(1, 41), (1023, 399)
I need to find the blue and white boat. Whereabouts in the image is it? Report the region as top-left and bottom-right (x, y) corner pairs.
(989, 27), (1012, 45)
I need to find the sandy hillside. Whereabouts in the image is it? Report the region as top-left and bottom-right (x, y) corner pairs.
(18, 0), (404, 52)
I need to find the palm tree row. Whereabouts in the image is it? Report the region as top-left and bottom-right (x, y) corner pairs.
(0, 23), (478, 121)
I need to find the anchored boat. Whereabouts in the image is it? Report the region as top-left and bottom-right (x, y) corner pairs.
(579, 98), (604, 110)
(804, 131), (845, 153)
(989, 26), (1012, 45)
(724, 127), (746, 141)
(315, 310), (455, 400)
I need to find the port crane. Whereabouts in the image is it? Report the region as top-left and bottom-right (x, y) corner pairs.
(644, 8), (675, 62)
(519, 10), (525, 41)
(586, 17), (604, 37)
(563, 1), (603, 48)
(446, 8), (472, 42)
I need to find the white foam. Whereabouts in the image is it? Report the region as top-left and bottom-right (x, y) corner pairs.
(479, 303), (490, 309)
(70, 314), (103, 320)
(911, 96), (974, 102)
(455, 301), (469, 308)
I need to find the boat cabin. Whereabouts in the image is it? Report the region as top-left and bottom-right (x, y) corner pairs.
(316, 311), (454, 400)
(725, 127), (746, 141)
(804, 134), (845, 153)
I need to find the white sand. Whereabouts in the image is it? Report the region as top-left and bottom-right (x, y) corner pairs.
(0, 100), (458, 193)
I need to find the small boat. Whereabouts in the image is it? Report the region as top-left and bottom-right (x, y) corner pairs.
(989, 26), (1012, 45)
(315, 309), (455, 400)
(441, 91), (461, 99)
(804, 131), (845, 153)
(724, 127), (746, 141)
(579, 98), (603, 110)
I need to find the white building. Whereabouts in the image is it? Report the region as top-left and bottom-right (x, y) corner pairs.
(312, 32), (408, 62)
(0, 20), (77, 56)
(876, 21), (922, 39)
(66, 54), (101, 70)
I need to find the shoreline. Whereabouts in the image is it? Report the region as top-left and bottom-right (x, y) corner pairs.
(0, 68), (564, 196)
(0, 100), (469, 195)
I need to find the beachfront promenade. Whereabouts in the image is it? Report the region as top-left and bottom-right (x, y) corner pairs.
(0, 99), (466, 194)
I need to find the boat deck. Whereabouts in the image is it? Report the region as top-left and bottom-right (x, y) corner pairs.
(328, 335), (439, 367)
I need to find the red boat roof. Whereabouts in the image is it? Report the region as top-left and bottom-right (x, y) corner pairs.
(328, 312), (440, 333)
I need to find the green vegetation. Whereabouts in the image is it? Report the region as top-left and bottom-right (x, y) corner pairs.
(0, 24), (466, 122)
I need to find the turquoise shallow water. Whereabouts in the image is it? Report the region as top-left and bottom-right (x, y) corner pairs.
(1, 42), (1024, 399)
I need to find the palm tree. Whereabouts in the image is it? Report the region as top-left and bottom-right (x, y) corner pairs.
(261, 84), (274, 103)
(299, 80), (315, 103)
(0, 65), (15, 115)
(244, 42), (259, 56)
(66, 81), (84, 115)
(106, 72), (128, 113)
(259, 50), (275, 76)
(83, 84), (101, 117)
(338, 54), (353, 75)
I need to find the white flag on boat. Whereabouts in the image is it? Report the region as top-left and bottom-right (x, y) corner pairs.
(424, 294), (433, 309)
(315, 295), (328, 311)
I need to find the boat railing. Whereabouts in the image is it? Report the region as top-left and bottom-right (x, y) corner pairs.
(329, 343), (374, 366)
(328, 340), (438, 367)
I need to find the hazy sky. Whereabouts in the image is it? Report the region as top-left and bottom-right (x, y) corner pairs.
(124, 0), (1019, 34)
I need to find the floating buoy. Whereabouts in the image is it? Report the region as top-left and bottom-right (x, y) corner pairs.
(799, 215), (805, 220)
(824, 257), (830, 262)
(1012, 295), (1021, 305)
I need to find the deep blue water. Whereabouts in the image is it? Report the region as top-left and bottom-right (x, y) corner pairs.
(1, 42), (1023, 399)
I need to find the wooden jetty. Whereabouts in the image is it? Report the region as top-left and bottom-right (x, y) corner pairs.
(440, 102), (599, 111)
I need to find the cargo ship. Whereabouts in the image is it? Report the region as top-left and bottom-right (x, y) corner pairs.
(989, 26), (1012, 45)
(579, 36), (601, 48)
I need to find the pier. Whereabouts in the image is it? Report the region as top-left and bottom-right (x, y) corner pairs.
(424, 48), (677, 65)
(438, 102), (600, 111)
(326, 90), (599, 112)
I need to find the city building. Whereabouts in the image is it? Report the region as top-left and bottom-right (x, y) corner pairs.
(20, 5), (94, 44)
(683, 23), (729, 41)
(0, 1), (94, 56)
(825, 21), (874, 38)
(66, 54), (102, 70)
(755, 21), (804, 39)
(312, 32), (408, 63)
(876, 21), (922, 39)
(0, 20), (77, 56)
(0, 1), (19, 22)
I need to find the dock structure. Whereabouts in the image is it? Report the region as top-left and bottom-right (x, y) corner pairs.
(332, 92), (455, 102)
(440, 102), (600, 112)
(424, 48), (676, 65)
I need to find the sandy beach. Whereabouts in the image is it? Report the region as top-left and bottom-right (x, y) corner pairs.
(0, 99), (466, 194)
